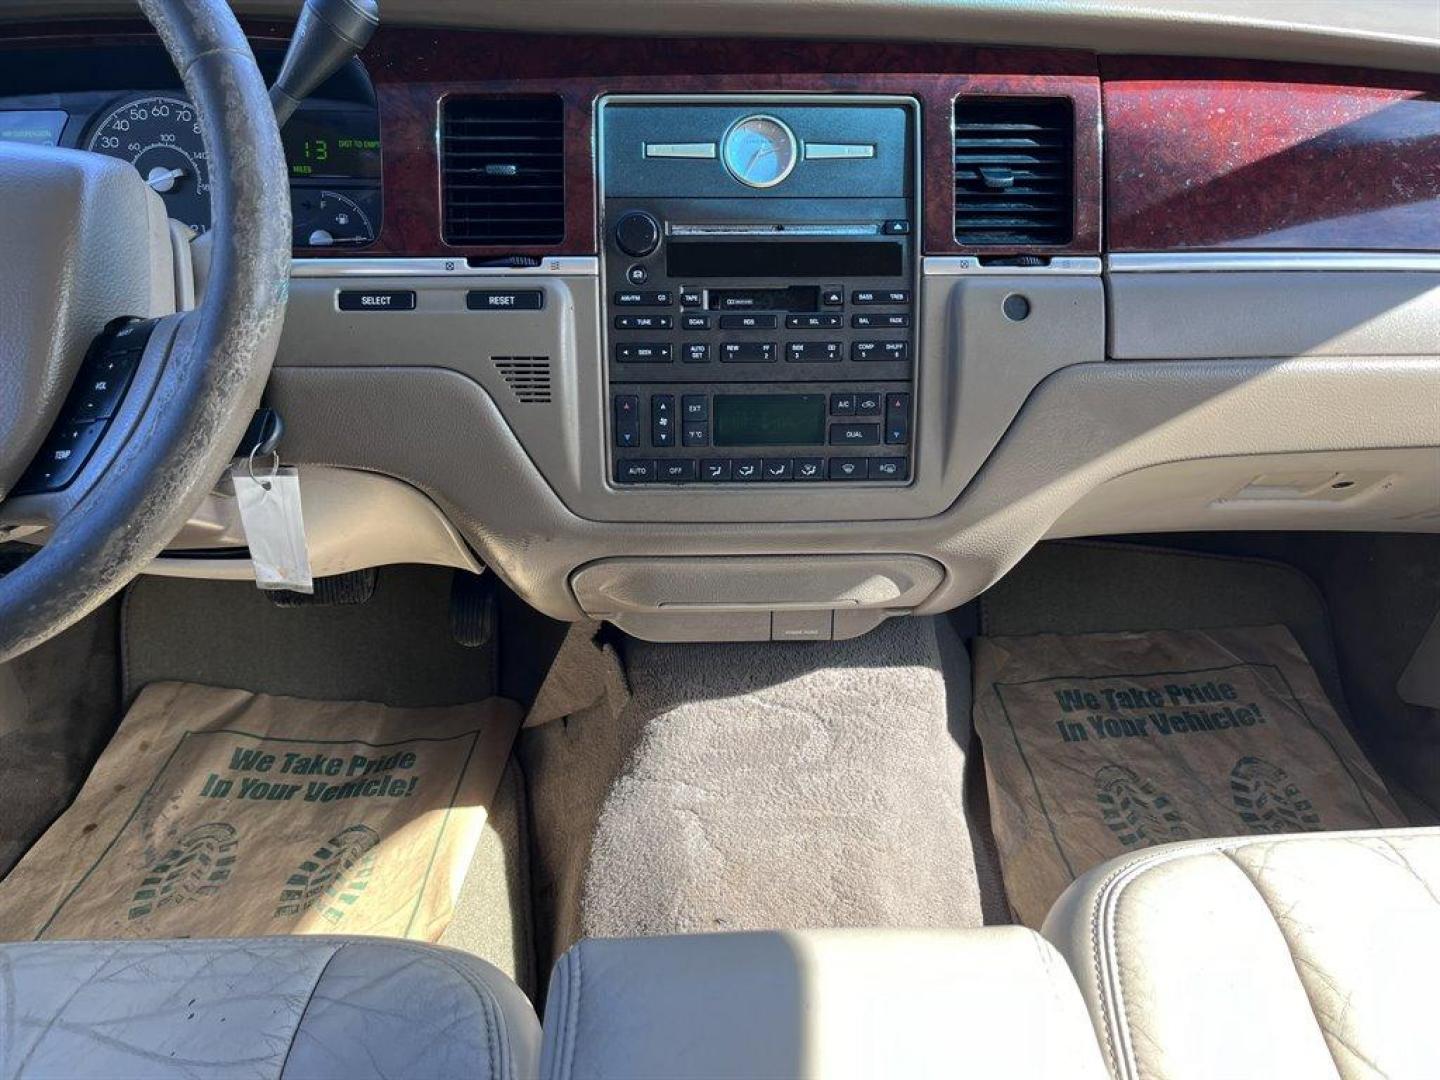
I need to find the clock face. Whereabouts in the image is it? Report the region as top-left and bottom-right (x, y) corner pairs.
(721, 115), (799, 189)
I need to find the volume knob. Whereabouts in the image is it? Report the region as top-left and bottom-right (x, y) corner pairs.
(614, 211), (661, 258)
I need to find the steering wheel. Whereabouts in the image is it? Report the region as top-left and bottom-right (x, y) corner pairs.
(0, 0), (290, 662)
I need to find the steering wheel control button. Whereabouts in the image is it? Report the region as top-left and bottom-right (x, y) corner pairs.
(16, 420), (108, 494)
(338, 289), (416, 312)
(614, 211), (662, 257)
(466, 289), (544, 312)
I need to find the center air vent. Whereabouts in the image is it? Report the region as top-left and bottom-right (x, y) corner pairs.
(953, 97), (1073, 247)
(442, 96), (565, 246)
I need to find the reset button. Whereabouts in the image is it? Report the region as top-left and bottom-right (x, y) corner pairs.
(466, 289), (545, 311)
(337, 290), (417, 311)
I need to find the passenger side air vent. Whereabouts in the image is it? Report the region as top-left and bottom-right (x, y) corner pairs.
(441, 96), (565, 246)
(493, 357), (553, 404)
(953, 97), (1073, 246)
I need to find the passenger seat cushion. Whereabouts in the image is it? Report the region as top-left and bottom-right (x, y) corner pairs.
(1043, 827), (1440, 1080)
(540, 928), (1109, 1080)
(0, 936), (541, 1079)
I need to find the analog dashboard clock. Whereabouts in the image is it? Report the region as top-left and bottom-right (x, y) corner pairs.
(721, 114), (798, 189)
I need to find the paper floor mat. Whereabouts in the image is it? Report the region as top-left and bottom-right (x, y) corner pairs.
(973, 625), (1405, 927)
(0, 682), (519, 942)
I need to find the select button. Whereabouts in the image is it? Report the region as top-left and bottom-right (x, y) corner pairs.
(338, 290), (416, 311)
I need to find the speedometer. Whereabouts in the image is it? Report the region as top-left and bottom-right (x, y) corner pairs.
(86, 94), (210, 232)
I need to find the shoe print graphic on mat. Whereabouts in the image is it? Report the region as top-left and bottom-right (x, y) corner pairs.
(1231, 755), (1323, 833)
(275, 824), (380, 925)
(129, 822), (239, 919)
(1095, 765), (1192, 848)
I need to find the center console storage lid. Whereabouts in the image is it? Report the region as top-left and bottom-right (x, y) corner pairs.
(539, 928), (1108, 1080)
(570, 554), (942, 615)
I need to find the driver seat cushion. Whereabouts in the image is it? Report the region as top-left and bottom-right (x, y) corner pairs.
(0, 936), (540, 1079)
(1042, 826), (1440, 1080)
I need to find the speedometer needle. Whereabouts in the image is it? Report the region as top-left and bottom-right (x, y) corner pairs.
(145, 166), (185, 193)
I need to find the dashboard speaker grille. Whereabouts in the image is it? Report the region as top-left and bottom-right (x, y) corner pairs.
(441, 96), (565, 245)
(953, 97), (1074, 246)
(493, 357), (553, 403)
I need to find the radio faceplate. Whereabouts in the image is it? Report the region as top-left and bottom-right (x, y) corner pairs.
(598, 95), (920, 488)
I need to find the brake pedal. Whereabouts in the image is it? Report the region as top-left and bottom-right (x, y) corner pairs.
(267, 568), (377, 607)
(450, 570), (495, 648)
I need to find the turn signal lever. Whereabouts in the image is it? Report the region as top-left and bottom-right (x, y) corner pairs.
(269, 0), (380, 128)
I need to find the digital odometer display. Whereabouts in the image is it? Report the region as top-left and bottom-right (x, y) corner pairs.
(283, 110), (381, 180)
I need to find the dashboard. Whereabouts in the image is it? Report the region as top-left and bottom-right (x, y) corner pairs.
(0, 15), (1437, 644)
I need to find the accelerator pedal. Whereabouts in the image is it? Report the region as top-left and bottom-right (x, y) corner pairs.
(267, 568), (378, 608)
(450, 570), (495, 648)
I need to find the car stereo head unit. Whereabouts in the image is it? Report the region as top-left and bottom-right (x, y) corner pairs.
(598, 95), (919, 488)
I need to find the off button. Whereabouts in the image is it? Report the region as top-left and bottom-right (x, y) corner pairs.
(337, 290), (416, 311)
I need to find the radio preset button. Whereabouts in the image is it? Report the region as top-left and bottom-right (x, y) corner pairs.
(700, 460), (733, 482)
(721, 342), (776, 363)
(831, 422), (881, 446)
(829, 457), (868, 481)
(732, 458), (763, 481)
(616, 343), (673, 363)
(682, 342), (712, 363)
(720, 314), (777, 330)
(786, 342), (841, 363)
(794, 457), (825, 480)
(682, 315), (711, 330)
(851, 341), (910, 362)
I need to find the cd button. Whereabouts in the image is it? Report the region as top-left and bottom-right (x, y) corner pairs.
(721, 342), (776, 363)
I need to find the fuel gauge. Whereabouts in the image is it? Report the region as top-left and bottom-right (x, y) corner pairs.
(293, 188), (378, 247)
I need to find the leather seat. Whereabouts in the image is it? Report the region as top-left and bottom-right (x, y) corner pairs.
(0, 936), (540, 1079)
(1043, 827), (1440, 1080)
(539, 928), (1109, 1079)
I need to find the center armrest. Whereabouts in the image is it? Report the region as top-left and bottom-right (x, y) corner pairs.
(539, 927), (1107, 1079)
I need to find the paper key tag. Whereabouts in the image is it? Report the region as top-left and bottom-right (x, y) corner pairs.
(232, 466), (314, 594)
